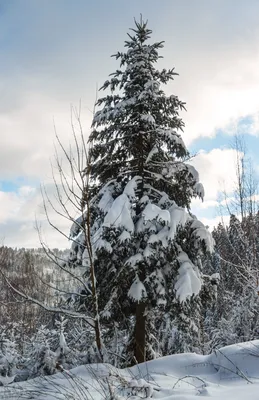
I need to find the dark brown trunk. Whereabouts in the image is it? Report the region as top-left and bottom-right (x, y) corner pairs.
(134, 301), (146, 363)
(94, 318), (103, 361)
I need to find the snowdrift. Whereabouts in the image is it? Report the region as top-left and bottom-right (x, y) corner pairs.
(1, 340), (259, 399)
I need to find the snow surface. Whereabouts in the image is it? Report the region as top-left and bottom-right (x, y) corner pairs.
(2, 340), (259, 399)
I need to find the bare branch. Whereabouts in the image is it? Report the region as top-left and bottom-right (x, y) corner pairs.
(0, 268), (95, 328)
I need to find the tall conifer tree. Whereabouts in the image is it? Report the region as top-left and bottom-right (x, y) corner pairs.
(70, 18), (213, 363)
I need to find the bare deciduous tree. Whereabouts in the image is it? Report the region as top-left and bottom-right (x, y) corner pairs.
(219, 134), (258, 220)
(0, 104), (103, 360)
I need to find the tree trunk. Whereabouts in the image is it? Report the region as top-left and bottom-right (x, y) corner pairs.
(134, 301), (146, 363)
(94, 317), (103, 361)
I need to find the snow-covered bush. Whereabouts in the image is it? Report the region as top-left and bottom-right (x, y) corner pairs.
(0, 334), (18, 382)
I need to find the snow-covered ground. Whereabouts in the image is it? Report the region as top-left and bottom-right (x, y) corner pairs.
(1, 340), (259, 399)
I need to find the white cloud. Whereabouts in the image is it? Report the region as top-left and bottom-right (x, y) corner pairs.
(168, 46), (259, 144)
(159, 2), (259, 144)
(190, 148), (240, 201)
(1, 1), (259, 178)
(0, 93), (92, 181)
(192, 199), (219, 210)
(199, 215), (231, 232)
(2, 1), (259, 246)
(189, 148), (245, 230)
(0, 183), (73, 248)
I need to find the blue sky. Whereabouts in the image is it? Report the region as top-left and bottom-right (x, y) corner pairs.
(190, 116), (259, 155)
(1, 0), (259, 247)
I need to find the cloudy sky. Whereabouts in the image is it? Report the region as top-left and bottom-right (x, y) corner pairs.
(1, 0), (259, 248)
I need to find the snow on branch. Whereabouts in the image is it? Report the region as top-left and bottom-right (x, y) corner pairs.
(128, 276), (147, 302)
(175, 251), (202, 302)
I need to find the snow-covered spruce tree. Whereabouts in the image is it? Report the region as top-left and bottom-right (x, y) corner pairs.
(70, 19), (213, 364)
